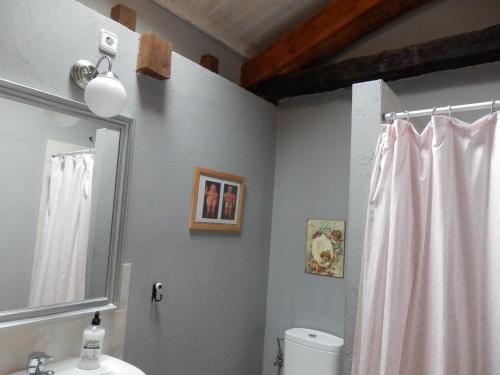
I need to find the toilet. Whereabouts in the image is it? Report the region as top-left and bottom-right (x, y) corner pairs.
(283, 328), (344, 375)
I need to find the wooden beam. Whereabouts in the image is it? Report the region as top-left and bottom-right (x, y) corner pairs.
(200, 54), (219, 74)
(111, 4), (137, 31)
(240, 0), (431, 88)
(249, 24), (500, 102)
(137, 32), (173, 80)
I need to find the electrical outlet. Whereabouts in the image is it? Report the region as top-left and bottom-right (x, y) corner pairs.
(99, 29), (118, 55)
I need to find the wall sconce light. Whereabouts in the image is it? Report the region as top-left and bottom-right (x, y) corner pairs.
(70, 56), (127, 118)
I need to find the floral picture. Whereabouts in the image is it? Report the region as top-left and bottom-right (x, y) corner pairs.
(305, 219), (345, 278)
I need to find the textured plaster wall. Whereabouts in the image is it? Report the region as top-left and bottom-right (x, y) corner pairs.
(0, 2), (277, 375)
(343, 80), (404, 375)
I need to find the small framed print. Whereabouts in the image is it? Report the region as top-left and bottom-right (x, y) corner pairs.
(305, 218), (345, 278)
(189, 167), (245, 232)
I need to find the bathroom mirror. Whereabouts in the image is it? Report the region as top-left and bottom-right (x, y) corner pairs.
(0, 79), (133, 322)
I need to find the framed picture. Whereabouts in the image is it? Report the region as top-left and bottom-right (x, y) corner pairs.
(305, 219), (345, 278)
(189, 167), (246, 231)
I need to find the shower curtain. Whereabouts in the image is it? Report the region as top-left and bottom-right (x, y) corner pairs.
(352, 113), (500, 375)
(29, 153), (94, 307)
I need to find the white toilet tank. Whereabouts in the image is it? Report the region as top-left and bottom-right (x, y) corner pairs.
(283, 328), (344, 375)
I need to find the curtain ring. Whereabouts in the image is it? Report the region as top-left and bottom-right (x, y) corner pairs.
(404, 110), (410, 121)
(447, 105), (452, 117)
(491, 99), (496, 114)
(431, 107), (437, 116)
(388, 111), (396, 123)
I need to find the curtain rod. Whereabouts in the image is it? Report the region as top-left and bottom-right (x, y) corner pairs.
(384, 100), (499, 122)
(52, 149), (95, 158)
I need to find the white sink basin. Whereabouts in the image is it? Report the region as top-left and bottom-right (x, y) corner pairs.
(10, 355), (146, 375)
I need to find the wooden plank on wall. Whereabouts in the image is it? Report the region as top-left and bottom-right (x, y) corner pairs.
(240, 0), (432, 88)
(137, 32), (173, 80)
(200, 54), (219, 74)
(111, 4), (137, 31)
(249, 24), (500, 102)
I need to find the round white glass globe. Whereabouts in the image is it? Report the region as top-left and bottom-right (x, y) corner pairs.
(84, 73), (127, 118)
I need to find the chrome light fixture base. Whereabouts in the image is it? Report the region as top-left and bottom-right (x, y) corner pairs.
(70, 60), (96, 89)
(70, 55), (127, 118)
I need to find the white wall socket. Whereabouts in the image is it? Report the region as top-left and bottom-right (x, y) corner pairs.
(99, 29), (118, 55)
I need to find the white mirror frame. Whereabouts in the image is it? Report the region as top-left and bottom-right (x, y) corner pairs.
(0, 78), (134, 323)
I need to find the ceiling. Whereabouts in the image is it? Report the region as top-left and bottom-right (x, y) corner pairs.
(153, 0), (332, 58)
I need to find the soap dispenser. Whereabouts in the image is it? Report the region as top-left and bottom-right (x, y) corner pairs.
(78, 312), (106, 370)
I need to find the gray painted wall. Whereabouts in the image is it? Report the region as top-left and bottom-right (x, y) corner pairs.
(87, 128), (121, 299)
(125, 55), (276, 375)
(262, 90), (351, 375)
(0, 2), (276, 375)
(343, 80), (405, 375)
(390, 64), (500, 126)
(3, 2), (499, 375)
(77, 0), (243, 83)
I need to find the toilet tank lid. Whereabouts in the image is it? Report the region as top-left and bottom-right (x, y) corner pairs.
(285, 328), (344, 353)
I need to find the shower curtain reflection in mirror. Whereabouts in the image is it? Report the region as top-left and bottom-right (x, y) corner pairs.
(0, 92), (123, 316)
(29, 152), (95, 307)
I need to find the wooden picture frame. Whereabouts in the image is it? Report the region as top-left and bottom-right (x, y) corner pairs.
(189, 167), (246, 232)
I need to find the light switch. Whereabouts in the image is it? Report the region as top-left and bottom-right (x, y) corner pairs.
(99, 29), (118, 55)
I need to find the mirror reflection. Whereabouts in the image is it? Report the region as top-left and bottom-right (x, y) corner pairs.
(0, 95), (120, 312)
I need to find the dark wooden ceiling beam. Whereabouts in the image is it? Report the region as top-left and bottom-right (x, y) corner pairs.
(249, 24), (500, 102)
(240, 0), (432, 88)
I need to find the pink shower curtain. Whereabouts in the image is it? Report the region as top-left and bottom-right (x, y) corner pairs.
(352, 113), (500, 375)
